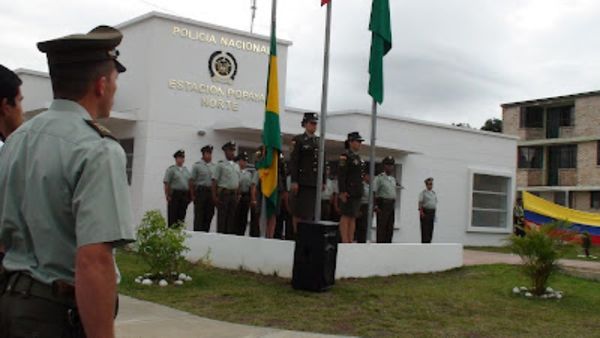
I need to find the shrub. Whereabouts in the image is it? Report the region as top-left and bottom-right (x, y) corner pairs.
(507, 221), (572, 296)
(136, 210), (190, 280)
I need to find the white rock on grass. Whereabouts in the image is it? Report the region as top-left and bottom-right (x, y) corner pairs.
(159, 279), (168, 287)
(185, 276), (192, 282)
(142, 279), (153, 286)
(546, 287), (554, 293)
(525, 292), (533, 297)
(520, 286), (528, 291)
(178, 273), (187, 281)
(556, 294), (563, 299)
(512, 287), (520, 294)
(174, 280), (184, 286)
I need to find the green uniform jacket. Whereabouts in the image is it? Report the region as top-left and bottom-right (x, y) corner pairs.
(0, 100), (136, 284)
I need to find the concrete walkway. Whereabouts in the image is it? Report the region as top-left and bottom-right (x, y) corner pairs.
(115, 295), (353, 338)
(463, 249), (600, 277)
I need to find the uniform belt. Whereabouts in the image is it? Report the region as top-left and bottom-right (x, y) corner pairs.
(196, 185), (212, 190)
(4, 272), (75, 306)
(218, 188), (236, 193)
(380, 198), (395, 203)
(240, 192), (250, 196)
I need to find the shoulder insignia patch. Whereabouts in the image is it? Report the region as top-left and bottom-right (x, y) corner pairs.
(339, 154), (347, 166)
(84, 120), (117, 141)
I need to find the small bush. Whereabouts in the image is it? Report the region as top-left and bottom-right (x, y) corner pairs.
(507, 221), (573, 295)
(136, 210), (190, 280)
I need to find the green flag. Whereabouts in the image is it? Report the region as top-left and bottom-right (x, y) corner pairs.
(368, 0), (392, 104)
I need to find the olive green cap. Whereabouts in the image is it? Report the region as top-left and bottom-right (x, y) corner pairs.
(37, 25), (126, 73)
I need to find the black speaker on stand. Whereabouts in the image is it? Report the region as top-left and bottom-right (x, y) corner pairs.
(292, 220), (339, 292)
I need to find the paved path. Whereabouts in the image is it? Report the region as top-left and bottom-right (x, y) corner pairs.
(463, 249), (600, 277)
(116, 295), (354, 338)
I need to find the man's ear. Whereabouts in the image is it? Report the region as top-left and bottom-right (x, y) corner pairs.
(94, 76), (108, 97)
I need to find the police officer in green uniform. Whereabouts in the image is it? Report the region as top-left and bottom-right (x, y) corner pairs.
(338, 132), (364, 243)
(0, 65), (24, 142)
(355, 171), (372, 243)
(290, 112), (320, 232)
(374, 156), (400, 243)
(235, 152), (253, 236)
(164, 149), (191, 227)
(212, 141), (240, 234)
(189, 145), (216, 232)
(321, 164), (338, 221)
(419, 177), (438, 243)
(0, 26), (135, 338)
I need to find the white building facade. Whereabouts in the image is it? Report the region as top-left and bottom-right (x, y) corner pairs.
(15, 12), (517, 246)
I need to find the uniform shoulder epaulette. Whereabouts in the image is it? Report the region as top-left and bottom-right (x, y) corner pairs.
(84, 120), (117, 141)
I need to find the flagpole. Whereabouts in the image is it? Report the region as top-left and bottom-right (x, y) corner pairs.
(366, 99), (377, 241)
(315, 0), (332, 221)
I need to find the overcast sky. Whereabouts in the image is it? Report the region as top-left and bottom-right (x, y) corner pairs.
(2, 0), (600, 128)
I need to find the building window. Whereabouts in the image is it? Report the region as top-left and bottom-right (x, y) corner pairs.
(518, 147), (543, 169)
(558, 105), (574, 127)
(119, 138), (134, 185)
(558, 145), (577, 168)
(471, 173), (510, 229)
(591, 192), (600, 209)
(520, 106), (544, 128)
(554, 192), (566, 206)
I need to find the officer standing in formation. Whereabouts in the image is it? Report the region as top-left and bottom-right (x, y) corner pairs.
(163, 149), (191, 227)
(338, 132), (365, 243)
(374, 156), (400, 243)
(320, 163), (338, 221)
(235, 152), (253, 235)
(289, 112), (321, 233)
(189, 145), (215, 232)
(212, 141), (240, 234)
(355, 171), (371, 243)
(419, 177), (438, 243)
(0, 26), (135, 337)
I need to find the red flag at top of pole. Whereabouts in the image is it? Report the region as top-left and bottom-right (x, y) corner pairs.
(321, 0), (331, 6)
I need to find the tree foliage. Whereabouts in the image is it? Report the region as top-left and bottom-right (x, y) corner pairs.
(481, 118), (503, 133)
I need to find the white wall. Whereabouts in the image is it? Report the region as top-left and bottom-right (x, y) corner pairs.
(118, 14), (290, 227)
(184, 232), (463, 279)
(327, 113), (517, 246)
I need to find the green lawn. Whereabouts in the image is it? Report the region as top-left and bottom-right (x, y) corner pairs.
(465, 244), (600, 261)
(117, 250), (600, 338)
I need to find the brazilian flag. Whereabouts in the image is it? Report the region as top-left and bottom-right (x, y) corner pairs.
(256, 20), (282, 218)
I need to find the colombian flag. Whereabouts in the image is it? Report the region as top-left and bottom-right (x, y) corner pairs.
(523, 191), (600, 245)
(256, 15), (282, 218)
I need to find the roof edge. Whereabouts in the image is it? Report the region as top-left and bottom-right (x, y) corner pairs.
(501, 90), (600, 108)
(14, 68), (49, 78)
(327, 110), (518, 141)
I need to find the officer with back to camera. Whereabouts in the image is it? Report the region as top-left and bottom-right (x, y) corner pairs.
(0, 25), (135, 338)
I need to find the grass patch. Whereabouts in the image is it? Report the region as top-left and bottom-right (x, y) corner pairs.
(466, 244), (600, 261)
(117, 250), (600, 337)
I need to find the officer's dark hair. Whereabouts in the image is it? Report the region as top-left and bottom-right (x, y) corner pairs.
(49, 60), (115, 101)
(344, 140), (349, 149)
(0, 65), (22, 107)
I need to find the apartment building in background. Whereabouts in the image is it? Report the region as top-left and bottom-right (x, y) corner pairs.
(503, 91), (600, 212)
